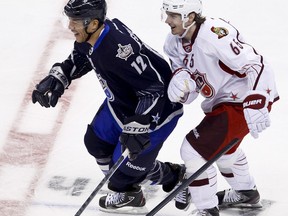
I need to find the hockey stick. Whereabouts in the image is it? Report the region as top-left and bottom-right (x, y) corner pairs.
(74, 148), (129, 216)
(146, 138), (240, 216)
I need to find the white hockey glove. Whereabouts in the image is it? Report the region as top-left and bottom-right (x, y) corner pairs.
(168, 69), (198, 104)
(243, 90), (270, 139)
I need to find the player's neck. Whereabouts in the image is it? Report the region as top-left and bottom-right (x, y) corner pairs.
(182, 24), (197, 44)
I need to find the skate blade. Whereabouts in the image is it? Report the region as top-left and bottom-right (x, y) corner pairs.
(175, 201), (192, 211)
(232, 202), (263, 208)
(220, 201), (263, 209)
(180, 203), (192, 211)
(99, 206), (149, 215)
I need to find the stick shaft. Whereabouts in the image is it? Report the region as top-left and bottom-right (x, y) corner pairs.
(75, 149), (129, 216)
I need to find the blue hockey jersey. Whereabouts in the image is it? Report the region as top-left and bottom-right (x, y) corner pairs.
(60, 18), (183, 129)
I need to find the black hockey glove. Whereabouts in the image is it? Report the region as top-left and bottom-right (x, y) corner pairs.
(32, 63), (69, 108)
(119, 115), (151, 161)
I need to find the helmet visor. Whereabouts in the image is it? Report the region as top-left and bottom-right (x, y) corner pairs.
(61, 12), (91, 30)
(161, 8), (183, 23)
(161, 8), (168, 22)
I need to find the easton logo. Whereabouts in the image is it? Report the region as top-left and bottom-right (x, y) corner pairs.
(123, 125), (148, 133)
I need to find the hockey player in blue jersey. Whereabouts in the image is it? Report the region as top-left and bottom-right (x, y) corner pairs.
(32, 0), (184, 214)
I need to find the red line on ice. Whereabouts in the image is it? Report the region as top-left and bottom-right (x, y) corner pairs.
(0, 15), (76, 216)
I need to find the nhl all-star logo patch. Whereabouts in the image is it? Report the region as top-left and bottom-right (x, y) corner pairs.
(211, 26), (229, 39)
(116, 43), (134, 61)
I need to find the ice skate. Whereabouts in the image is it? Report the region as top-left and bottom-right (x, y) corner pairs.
(175, 186), (191, 210)
(162, 163), (192, 210)
(190, 206), (219, 216)
(99, 188), (148, 215)
(217, 186), (262, 208)
(174, 167), (192, 210)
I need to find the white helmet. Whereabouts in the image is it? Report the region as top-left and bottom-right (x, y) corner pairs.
(162, 0), (202, 20)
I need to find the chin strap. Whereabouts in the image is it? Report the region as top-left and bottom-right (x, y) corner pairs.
(177, 20), (196, 39)
(84, 19), (104, 42)
(84, 26), (99, 42)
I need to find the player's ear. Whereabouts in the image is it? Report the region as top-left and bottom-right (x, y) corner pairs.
(183, 13), (196, 29)
(188, 12), (196, 23)
(88, 19), (100, 32)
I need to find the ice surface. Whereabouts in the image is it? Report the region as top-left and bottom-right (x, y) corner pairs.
(0, 0), (287, 215)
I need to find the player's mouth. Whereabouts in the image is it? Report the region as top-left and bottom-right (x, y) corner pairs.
(170, 25), (177, 32)
(72, 31), (79, 37)
(169, 25), (175, 30)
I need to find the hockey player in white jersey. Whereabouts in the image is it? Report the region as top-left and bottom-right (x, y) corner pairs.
(161, 0), (279, 215)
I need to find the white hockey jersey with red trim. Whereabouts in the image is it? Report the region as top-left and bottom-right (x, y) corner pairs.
(164, 17), (279, 113)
